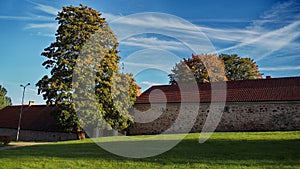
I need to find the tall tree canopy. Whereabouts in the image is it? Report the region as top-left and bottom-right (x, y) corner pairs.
(169, 53), (262, 84)
(0, 85), (12, 109)
(36, 5), (137, 133)
(219, 54), (263, 80)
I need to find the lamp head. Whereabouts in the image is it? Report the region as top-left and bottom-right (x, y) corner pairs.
(20, 83), (30, 88)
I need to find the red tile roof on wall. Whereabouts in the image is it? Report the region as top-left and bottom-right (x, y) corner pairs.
(0, 105), (67, 132)
(135, 76), (300, 104)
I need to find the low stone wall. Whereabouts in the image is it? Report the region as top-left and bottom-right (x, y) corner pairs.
(129, 101), (300, 135)
(0, 128), (78, 141)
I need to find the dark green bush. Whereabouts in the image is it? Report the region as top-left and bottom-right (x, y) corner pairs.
(0, 136), (12, 145)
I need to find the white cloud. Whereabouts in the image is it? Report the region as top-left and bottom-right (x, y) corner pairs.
(0, 15), (53, 21)
(18, 2), (60, 36)
(102, 12), (122, 21)
(30, 32), (54, 37)
(122, 61), (172, 74)
(109, 0), (299, 60)
(213, 0), (300, 62)
(24, 23), (57, 30)
(260, 66), (300, 71)
(217, 20), (300, 61)
(112, 13), (197, 31)
(4, 2), (297, 74)
(110, 13), (299, 69)
(29, 1), (60, 16)
(107, 0), (299, 77)
(200, 27), (260, 42)
(250, 0), (300, 30)
(140, 81), (163, 86)
(26, 87), (38, 93)
(190, 18), (252, 23)
(120, 48), (181, 76)
(122, 37), (190, 52)
(0, 2), (59, 37)
(109, 12), (259, 43)
(0, 15), (32, 20)
(110, 13), (219, 54)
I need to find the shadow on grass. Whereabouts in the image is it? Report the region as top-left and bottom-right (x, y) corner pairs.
(0, 138), (299, 166)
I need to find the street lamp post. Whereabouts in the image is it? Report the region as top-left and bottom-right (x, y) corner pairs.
(16, 83), (30, 141)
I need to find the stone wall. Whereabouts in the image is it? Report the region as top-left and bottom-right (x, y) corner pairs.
(0, 128), (78, 141)
(129, 101), (300, 135)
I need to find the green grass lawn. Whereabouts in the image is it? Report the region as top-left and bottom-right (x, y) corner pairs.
(0, 131), (299, 169)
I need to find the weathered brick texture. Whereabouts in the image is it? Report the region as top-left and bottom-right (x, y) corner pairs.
(129, 101), (300, 135)
(0, 128), (77, 141)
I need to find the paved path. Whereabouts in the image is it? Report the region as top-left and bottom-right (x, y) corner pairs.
(0, 142), (47, 151)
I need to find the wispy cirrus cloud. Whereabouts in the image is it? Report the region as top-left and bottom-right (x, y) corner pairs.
(0, 15), (53, 21)
(0, 15), (32, 20)
(32, 2), (60, 15)
(102, 12), (122, 22)
(249, 0), (300, 30)
(121, 48), (180, 75)
(3, 1), (298, 75)
(110, 13), (219, 54)
(122, 37), (191, 52)
(109, 12), (259, 43)
(110, 4), (299, 54)
(0, 1), (59, 21)
(23, 2), (59, 36)
(108, 0), (300, 75)
(217, 0), (300, 61)
(141, 81), (163, 86)
(260, 66), (300, 71)
(24, 23), (57, 30)
(0, 1), (60, 36)
(217, 20), (300, 60)
(191, 18), (253, 24)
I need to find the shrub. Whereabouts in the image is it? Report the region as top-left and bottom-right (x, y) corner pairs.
(0, 136), (12, 145)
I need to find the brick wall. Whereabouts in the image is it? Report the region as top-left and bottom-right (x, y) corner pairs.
(129, 101), (300, 135)
(0, 128), (78, 141)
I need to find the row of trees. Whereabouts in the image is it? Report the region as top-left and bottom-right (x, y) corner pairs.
(169, 53), (262, 84)
(35, 4), (263, 134)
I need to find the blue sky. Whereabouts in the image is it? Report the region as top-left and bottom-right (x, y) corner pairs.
(0, 0), (299, 105)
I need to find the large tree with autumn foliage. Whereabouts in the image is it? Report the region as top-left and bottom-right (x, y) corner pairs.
(36, 5), (137, 134)
(169, 53), (262, 84)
